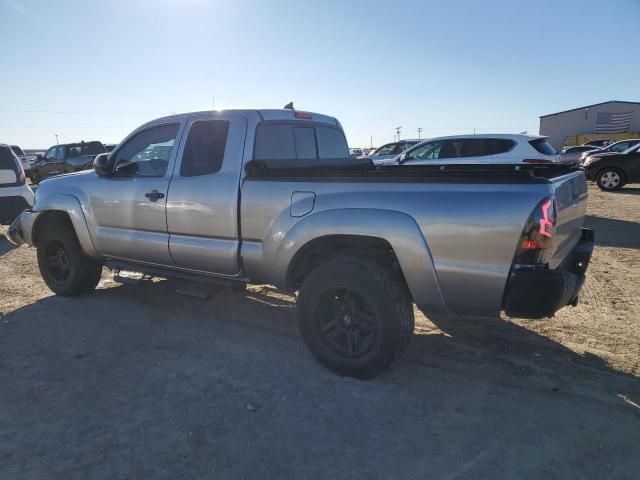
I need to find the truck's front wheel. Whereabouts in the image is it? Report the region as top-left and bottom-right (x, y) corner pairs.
(36, 222), (102, 296)
(297, 256), (414, 379)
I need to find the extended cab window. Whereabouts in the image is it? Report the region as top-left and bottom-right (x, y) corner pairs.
(181, 120), (229, 176)
(113, 123), (179, 177)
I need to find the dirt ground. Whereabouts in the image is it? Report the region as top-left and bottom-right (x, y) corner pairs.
(0, 184), (639, 479)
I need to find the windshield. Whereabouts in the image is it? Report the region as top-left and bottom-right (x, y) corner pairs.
(622, 143), (640, 154)
(10, 145), (25, 156)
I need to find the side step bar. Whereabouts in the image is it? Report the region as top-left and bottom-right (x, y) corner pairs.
(104, 260), (248, 289)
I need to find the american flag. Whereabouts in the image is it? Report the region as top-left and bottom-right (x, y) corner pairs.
(595, 112), (633, 133)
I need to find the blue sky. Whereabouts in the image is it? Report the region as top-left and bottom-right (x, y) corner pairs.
(1, 0), (638, 148)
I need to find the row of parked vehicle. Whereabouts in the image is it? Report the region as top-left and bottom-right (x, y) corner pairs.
(349, 134), (640, 191)
(560, 138), (640, 190)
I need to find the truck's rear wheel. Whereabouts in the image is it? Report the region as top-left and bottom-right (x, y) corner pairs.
(297, 256), (414, 379)
(36, 222), (102, 296)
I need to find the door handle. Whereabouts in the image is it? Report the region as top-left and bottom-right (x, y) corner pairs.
(145, 189), (165, 202)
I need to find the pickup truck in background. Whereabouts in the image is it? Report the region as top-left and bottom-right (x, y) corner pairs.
(29, 141), (106, 183)
(7, 109), (594, 378)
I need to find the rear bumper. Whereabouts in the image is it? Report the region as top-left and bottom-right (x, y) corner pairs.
(502, 228), (594, 319)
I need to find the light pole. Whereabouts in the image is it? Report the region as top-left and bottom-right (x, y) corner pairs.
(417, 127), (423, 139)
(395, 126), (402, 141)
(55, 134), (59, 145)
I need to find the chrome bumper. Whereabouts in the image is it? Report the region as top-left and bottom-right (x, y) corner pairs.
(6, 210), (41, 246)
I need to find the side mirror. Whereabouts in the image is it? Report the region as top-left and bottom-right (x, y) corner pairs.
(36, 154), (43, 161)
(93, 153), (113, 176)
(398, 153), (408, 163)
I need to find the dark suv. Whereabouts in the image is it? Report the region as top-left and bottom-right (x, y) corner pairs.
(30, 141), (106, 183)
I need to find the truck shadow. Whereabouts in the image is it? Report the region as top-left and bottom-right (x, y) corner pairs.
(584, 215), (640, 249)
(9, 278), (637, 390)
(2, 281), (639, 478)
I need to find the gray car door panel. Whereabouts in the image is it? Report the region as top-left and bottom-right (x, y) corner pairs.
(166, 114), (247, 276)
(89, 121), (184, 265)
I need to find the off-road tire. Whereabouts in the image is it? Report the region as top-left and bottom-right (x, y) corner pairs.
(36, 222), (102, 296)
(297, 256), (414, 379)
(596, 167), (625, 191)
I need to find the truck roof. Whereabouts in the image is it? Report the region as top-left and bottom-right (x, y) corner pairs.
(141, 109), (340, 130)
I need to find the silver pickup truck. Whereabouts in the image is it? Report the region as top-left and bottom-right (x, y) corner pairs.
(7, 109), (594, 378)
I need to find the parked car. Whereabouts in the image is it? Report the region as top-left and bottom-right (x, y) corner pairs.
(7, 108), (593, 378)
(0, 144), (34, 224)
(579, 138), (640, 163)
(382, 134), (561, 166)
(362, 147), (376, 156)
(560, 145), (598, 163)
(582, 139), (612, 148)
(349, 148), (363, 157)
(9, 145), (34, 175)
(30, 141), (106, 183)
(583, 143), (640, 190)
(368, 140), (420, 164)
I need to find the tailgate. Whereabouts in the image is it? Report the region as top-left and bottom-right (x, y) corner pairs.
(548, 170), (588, 269)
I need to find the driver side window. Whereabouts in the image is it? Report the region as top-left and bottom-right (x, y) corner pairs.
(112, 123), (180, 177)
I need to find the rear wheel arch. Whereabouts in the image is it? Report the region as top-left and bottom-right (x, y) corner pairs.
(273, 208), (448, 316)
(286, 234), (405, 292)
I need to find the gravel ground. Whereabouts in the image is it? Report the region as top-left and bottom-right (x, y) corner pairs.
(0, 184), (639, 479)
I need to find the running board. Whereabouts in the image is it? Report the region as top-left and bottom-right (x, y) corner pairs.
(104, 260), (248, 289)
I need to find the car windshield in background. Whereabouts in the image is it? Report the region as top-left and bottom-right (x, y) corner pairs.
(622, 143), (640, 154)
(10, 145), (25, 156)
(373, 142), (416, 157)
(529, 138), (557, 155)
(65, 142), (106, 158)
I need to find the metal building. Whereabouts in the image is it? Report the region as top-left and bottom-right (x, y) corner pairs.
(539, 100), (640, 150)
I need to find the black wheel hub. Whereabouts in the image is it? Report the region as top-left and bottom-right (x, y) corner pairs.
(317, 289), (378, 357)
(46, 240), (70, 281)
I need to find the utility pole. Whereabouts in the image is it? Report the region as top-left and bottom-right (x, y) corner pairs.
(395, 126), (402, 141)
(212, 96), (215, 110)
(370, 136), (373, 148)
(55, 134), (59, 145)
(417, 127), (423, 139)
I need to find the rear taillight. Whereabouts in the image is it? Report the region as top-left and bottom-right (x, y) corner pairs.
(522, 159), (553, 164)
(294, 111), (313, 119)
(514, 197), (556, 265)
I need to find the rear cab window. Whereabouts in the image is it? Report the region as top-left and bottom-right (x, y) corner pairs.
(254, 122), (348, 161)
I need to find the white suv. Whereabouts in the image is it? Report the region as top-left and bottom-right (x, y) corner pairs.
(0, 144), (34, 224)
(375, 134), (561, 166)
